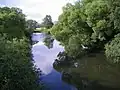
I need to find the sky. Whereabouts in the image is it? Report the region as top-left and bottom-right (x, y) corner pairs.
(0, 0), (77, 23)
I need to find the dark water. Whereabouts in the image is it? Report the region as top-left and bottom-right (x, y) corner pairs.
(32, 33), (77, 90)
(54, 51), (120, 90)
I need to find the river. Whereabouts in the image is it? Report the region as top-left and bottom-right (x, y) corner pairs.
(32, 33), (77, 90)
(31, 33), (120, 90)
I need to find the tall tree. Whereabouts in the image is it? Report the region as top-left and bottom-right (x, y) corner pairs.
(41, 15), (53, 29)
(26, 19), (39, 29)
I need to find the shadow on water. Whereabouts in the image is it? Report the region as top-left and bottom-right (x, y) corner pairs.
(32, 33), (77, 90)
(54, 52), (120, 90)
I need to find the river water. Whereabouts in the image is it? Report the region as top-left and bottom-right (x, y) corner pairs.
(32, 33), (77, 90)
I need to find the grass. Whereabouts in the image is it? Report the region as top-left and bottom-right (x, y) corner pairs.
(34, 28), (51, 34)
(34, 28), (42, 32)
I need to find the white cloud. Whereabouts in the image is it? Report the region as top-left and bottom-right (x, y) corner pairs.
(18, 0), (71, 22)
(1, 0), (77, 23)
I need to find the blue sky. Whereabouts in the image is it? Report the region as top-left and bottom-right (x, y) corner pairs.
(0, 0), (77, 22)
(0, 0), (6, 5)
(0, 0), (20, 6)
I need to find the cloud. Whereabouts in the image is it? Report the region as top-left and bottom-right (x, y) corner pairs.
(18, 0), (70, 22)
(0, 0), (77, 23)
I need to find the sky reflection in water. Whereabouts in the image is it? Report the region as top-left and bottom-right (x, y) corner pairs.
(32, 33), (76, 90)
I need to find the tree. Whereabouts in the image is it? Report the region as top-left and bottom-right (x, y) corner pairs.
(41, 15), (53, 29)
(0, 7), (26, 38)
(0, 35), (42, 90)
(105, 34), (120, 64)
(26, 19), (39, 29)
(51, 2), (93, 57)
(0, 7), (42, 90)
(50, 0), (120, 60)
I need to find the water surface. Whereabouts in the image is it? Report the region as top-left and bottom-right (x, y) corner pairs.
(32, 33), (76, 90)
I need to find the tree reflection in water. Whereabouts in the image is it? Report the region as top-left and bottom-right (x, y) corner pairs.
(53, 52), (120, 90)
(43, 34), (54, 49)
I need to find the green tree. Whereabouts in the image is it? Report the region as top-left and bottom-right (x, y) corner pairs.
(0, 7), (26, 38)
(0, 35), (41, 90)
(26, 19), (39, 29)
(51, 2), (92, 57)
(50, 0), (120, 60)
(105, 34), (120, 64)
(0, 7), (42, 90)
(41, 15), (54, 29)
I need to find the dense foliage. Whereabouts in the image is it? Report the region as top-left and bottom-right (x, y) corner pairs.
(0, 7), (26, 38)
(0, 7), (41, 90)
(105, 34), (120, 64)
(50, 0), (120, 63)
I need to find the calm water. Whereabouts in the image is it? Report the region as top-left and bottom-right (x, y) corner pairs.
(32, 33), (76, 90)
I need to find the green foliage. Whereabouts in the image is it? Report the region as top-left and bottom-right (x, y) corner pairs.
(0, 35), (41, 90)
(51, 0), (120, 60)
(26, 19), (39, 29)
(34, 28), (42, 32)
(85, 0), (113, 41)
(51, 1), (93, 56)
(41, 15), (53, 29)
(0, 7), (26, 38)
(0, 7), (42, 90)
(65, 34), (91, 57)
(105, 34), (120, 64)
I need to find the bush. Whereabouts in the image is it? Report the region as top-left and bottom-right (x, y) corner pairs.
(0, 7), (42, 90)
(105, 34), (120, 64)
(0, 35), (41, 90)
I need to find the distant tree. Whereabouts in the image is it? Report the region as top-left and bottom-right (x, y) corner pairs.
(41, 15), (54, 29)
(26, 19), (39, 29)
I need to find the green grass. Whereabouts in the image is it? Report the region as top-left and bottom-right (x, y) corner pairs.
(34, 28), (51, 34)
(34, 28), (42, 32)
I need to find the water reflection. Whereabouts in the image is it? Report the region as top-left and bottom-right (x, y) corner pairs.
(43, 34), (54, 49)
(54, 52), (120, 90)
(32, 33), (76, 90)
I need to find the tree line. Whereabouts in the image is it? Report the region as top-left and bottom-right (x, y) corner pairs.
(0, 7), (42, 90)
